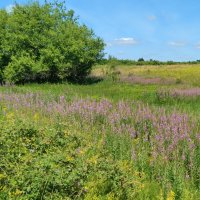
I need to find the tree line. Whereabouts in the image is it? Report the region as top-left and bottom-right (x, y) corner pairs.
(101, 56), (200, 66)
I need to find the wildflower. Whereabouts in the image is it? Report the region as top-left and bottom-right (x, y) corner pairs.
(33, 113), (39, 121)
(0, 173), (6, 180)
(88, 155), (98, 165)
(133, 138), (139, 145)
(77, 148), (85, 155)
(6, 112), (14, 120)
(66, 155), (74, 162)
(14, 189), (23, 196)
(167, 190), (175, 200)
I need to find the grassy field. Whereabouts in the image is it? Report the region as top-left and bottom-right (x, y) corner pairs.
(0, 64), (200, 199)
(93, 64), (200, 86)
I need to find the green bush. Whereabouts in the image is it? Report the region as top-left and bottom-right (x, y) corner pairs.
(4, 54), (35, 84)
(0, 10), (8, 84)
(0, 1), (104, 84)
(0, 119), (152, 199)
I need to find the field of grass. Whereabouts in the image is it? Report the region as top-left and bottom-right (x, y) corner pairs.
(0, 64), (200, 199)
(93, 64), (200, 86)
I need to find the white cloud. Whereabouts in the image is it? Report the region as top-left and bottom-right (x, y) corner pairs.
(114, 37), (138, 45)
(147, 15), (157, 21)
(6, 4), (15, 13)
(106, 37), (138, 47)
(169, 41), (186, 47)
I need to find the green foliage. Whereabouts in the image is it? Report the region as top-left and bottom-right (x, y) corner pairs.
(0, 10), (8, 83)
(0, 1), (104, 84)
(0, 118), (152, 199)
(0, 80), (200, 199)
(4, 54), (35, 84)
(1, 63), (200, 199)
(104, 57), (200, 66)
(138, 58), (145, 62)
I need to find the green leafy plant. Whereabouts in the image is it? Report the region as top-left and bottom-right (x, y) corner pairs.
(0, 1), (105, 84)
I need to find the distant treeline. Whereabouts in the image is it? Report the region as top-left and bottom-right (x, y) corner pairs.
(100, 56), (200, 66)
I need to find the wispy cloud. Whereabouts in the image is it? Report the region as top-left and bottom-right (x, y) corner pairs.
(114, 37), (138, 45)
(6, 4), (14, 13)
(147, 15), (157, 21)
(106, 37), (138, 47)
(169, 41), (186, 47)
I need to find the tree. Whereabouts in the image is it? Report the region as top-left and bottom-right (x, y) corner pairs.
(0, 1), (105, 84)
(138, 58), (144, 62)
(5, 53), (35, 84)
(0, 10), (8, 83)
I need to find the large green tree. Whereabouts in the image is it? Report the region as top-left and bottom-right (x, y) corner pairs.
(0, 9), (9, 83)
(0, 1), (104, 84)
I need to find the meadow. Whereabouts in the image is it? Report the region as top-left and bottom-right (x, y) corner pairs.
(0, 63), (200, 199)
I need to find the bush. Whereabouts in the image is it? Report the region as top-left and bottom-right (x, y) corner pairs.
(0, 119), (151, 199)
(0, 10), (8, 84)
(0, 1), (104, 84)
(4, 54), (35, 84)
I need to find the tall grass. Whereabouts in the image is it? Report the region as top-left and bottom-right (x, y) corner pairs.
(1, 63), (200, 199)
(0, 90), (199, 199)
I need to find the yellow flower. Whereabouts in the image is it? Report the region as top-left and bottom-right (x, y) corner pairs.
(118, 160), (130, 171)
(6, 112), (14, 120)
(66, 155), (74, 162)
(79, 149), (85, 155)
(14, 189), (23, 196)
(88, 155), (98, 165)
(107, 193), (115, 200)
(133, 138), (139, 145)
(157, 190), (164, 200)
(33, 113), (39, 121)
(0, 173), (6, 180)
(167, 190), (175, 200)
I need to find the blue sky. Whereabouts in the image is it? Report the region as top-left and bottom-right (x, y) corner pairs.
(1, 0), (200, 61)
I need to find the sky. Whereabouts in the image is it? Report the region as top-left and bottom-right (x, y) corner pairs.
(1, 0), (200, 61)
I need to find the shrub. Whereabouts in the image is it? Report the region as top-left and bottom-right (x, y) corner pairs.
(4, 54), (35, 84)
(0, 10), (9, 84)
(0, 1), (105, 84)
